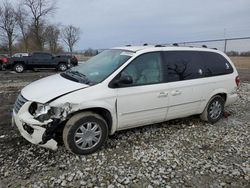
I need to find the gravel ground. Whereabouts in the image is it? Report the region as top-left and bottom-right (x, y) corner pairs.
(0, 71), (250, 188)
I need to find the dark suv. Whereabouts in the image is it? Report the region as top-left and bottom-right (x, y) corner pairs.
(10, 52), (75, 73)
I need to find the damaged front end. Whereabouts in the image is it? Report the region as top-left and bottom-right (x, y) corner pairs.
(12, 94), (73, 150)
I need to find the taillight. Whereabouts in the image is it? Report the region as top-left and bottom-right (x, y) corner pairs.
(235, 76), (240, 87)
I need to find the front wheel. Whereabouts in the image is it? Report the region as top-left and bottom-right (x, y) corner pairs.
(63, 112), (108, 155)
(200, 95), (225, 124)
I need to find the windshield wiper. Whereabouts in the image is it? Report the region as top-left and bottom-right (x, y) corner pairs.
(67, 70), (86, 77)
(65, 70), (90, 84)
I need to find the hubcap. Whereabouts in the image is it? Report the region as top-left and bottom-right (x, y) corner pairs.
(209, 100), (222, 119)
(60, 64), (67, 71)
(74, 122), (102, 150)
(16, 65), (23, 72)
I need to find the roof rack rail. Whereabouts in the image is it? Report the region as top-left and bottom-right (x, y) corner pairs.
(202, 45), (207, 48)
(212, 48), (217, 50)
(172, 43), (179, 46)
(155, 44), (165, 47)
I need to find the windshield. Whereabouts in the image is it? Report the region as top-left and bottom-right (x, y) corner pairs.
(61, 49), (133, 84)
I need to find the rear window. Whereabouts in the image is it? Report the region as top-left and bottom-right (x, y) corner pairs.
(199, 52), (233, 76)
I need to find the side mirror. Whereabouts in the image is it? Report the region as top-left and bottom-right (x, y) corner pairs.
(109, 75), (133, 88)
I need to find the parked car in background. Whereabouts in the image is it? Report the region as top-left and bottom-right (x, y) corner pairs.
(12, 53), (29, 58)
(0, 54), (10, 70)
(10, 52), (72, 73)
(12, 45), (239, 155)
(56, 54), (78, 66)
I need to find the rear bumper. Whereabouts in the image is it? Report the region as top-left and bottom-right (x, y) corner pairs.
(12, 102), (58, 150)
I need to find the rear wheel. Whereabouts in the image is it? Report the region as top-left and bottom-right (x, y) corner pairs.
(200, 95), (225, 124)
(63, 112), (108, 155)
(58, 63), (67, 71)
(14, 63), (25, 73)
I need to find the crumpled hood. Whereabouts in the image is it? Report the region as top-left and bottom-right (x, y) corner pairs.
(21, 74), (89, 103)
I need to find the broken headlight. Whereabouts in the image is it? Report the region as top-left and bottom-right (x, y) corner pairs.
(35, 103), (52, 122)
(29, 102), (66, 122)
(29, 102), (53, 122)
(35, 104), (51, 117)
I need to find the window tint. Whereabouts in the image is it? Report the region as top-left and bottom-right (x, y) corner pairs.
(200, 52), (233, 76)
(120, 52), (163, 86)
(163, 51), (203, 82)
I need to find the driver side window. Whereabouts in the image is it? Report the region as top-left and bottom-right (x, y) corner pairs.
(121, 52), (163, 86)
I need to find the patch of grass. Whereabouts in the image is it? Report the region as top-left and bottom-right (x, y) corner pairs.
(230, 56), (250, 69)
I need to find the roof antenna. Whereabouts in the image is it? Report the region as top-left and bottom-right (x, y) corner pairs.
(143, 43), (148, 46)
(126, 44), (131, 47)
(202, 45), (207, 48)
(173, 43), (179, 46)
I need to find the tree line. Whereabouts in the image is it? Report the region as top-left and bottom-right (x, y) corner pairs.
(0, 0), (80, 55)
(226, 51), (250, 57)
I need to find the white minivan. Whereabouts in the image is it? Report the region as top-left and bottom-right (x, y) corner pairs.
(12, 45), (239, 155)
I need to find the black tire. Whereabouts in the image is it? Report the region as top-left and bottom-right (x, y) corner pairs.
(14, 63), (25, 73)
(57, 63), (67, 71)
(200, 95), (225, 124)
(63, 112), (108, 155)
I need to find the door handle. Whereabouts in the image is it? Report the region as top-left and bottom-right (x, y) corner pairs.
(158, 92), (168, 98)
(171, 90), (182, 96)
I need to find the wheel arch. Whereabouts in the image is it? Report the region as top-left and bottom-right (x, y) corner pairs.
(200, 89), (228, 115)
(13, 61), (25, 66)
(58, 61), (67, 65)
(208, 89), (228, 104)
(217, 93), (227, 102)
(66, 107), (114, 135)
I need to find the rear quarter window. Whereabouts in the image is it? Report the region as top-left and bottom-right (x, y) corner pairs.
(199, 52), (233, 76)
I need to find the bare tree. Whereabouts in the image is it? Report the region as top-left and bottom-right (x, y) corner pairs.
(15, 5), (30, 52)
(45, 25), (60, 53)
(23, 0), (56, 50)
(62, 25), (80, 53)
(0, 1), (17, 55)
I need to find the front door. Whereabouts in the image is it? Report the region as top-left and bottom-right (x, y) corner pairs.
(115, 52), (169, 129)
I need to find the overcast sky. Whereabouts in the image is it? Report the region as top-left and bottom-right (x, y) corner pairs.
(50, 0), (250, 50)
(9, 0), (250, 50)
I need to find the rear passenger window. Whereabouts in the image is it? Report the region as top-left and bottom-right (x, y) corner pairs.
(163, 51), (203, 82)
(200, 52), (233, 76)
